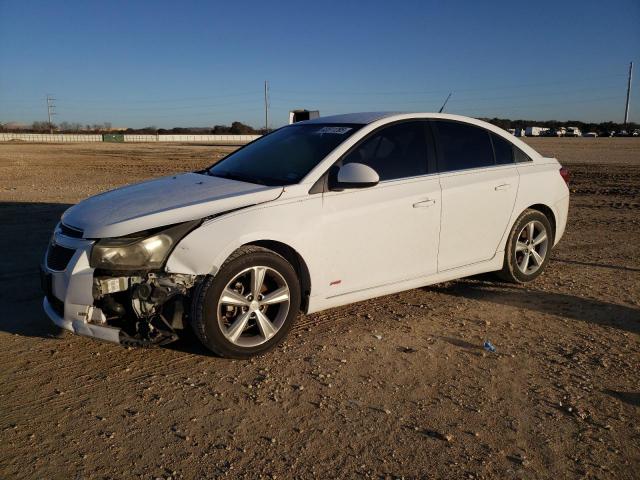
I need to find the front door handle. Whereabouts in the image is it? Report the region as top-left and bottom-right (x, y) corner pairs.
(494, 183), (511, 191)
(413, 199), (436, 208)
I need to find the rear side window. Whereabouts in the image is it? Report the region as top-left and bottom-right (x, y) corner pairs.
(491, 133), (514, 165)
(514, 147), (532, 163)
(434, 121), (494, 172)
(342, 121), (428, 181)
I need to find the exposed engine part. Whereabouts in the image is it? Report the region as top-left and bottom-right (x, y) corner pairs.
(102, 295), (126, 317)
(92, 272), (197, 347)
(132, 282), (153, 301)
(130, 273), (196, 320)
(93, 275), (142, 297)
(77, 305), (108, 325)
(119, 314), (179, 347)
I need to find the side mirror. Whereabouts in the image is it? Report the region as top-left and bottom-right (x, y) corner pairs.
(329, 162), (379, 190)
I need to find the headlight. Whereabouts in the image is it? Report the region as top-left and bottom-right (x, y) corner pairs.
(90, 220), (200, 271)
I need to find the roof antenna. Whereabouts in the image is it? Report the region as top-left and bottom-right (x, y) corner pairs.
(438, 92), (452, 113)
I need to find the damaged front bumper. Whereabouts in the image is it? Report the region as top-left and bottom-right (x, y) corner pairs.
(41, 223), (196, 347)
(43, 296), (122, 343)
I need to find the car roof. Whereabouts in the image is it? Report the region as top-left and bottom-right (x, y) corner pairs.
(297, 111), (545, 163)
(301, 112), (403, 125)
(298, 111), (486, 126)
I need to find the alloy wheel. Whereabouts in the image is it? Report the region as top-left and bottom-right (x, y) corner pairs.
(515, 220), (549, 275)
(217, 266), (290, 347)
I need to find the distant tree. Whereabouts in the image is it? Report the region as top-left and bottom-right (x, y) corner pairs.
(229, 121), (255, 134)
(31, 121), (54, 132)
(210, 122), (259, 134)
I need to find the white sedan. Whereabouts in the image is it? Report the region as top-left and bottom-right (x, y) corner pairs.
(41, 112), (570, 358)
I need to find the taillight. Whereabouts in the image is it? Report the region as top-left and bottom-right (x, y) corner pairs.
(559, 167), (570, 185)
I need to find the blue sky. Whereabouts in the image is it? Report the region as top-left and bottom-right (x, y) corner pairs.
(1, 0), (638, 128)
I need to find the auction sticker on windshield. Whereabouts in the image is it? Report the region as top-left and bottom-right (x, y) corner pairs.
(315, 126), (352, 134)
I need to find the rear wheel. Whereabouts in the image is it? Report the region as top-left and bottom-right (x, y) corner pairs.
(498, 209), (553, 283)
(191, 246), (300, 358)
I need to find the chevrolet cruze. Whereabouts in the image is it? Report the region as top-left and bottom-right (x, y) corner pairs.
(41, 112), (570, 358)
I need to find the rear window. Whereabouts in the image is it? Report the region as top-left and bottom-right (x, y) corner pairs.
(434, 121), (494, 172)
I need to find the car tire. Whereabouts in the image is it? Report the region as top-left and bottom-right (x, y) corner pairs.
(190, 245), (301, 358)
(497, 209), (553, 283)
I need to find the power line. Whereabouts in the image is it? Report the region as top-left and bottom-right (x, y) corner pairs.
(268, 73), (627, 97)
(270, 84), (624, 106)
(56, 91), (263, 105)
(68, 97), (264, 112)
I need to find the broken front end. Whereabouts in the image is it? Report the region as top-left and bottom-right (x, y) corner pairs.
(41, 220), (201, 346)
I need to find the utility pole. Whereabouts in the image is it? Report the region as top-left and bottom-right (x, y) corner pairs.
(624, 62), (633, 125)
(46, 94), (56, 133)
(264, 80), (269, 133)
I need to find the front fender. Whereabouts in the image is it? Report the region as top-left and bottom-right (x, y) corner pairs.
(165, 196), (323, 288)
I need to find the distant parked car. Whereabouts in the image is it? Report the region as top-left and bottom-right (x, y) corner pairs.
(564, 127), (582, 137)
(583, 132), (598, 137)
(41, 112), (570, 358)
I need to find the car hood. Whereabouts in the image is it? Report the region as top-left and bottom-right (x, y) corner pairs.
(62, 173), (283, 238)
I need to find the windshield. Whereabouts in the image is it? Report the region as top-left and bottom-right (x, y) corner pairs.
(207, 123), (362, 186)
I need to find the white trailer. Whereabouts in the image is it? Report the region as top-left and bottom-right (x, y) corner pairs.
(525, 126), (549, 136)
(565, 126), (582, 137)
(289, 110), (320, 124)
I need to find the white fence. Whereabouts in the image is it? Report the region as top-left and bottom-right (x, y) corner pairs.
(0, 133), (103, 142)
(0, 133), (261, 144)
(156, 134), (260, 144)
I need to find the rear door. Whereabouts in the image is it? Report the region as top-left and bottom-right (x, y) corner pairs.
(319, 120), (441, 296)
(433, 121), (519, 271)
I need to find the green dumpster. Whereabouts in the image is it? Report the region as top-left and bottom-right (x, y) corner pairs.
(103, 133), (124, 142)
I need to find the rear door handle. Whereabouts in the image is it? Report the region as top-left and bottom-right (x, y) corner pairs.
(494, 183), (511, 191)
(413, 199), (436, 208)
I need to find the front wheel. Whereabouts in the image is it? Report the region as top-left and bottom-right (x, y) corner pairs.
(498, 209), (553, 283)
(190, 246), (301, 358)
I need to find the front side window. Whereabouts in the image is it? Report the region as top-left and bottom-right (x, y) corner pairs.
(434, 121), (494, 172)
(208, 123), (362, 186)
(341, 121), (428, 181)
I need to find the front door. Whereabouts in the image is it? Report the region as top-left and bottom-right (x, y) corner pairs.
(319, 121), (441, 297)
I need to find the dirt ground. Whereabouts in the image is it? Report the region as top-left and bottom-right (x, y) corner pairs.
(0, 138), (638, 479)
